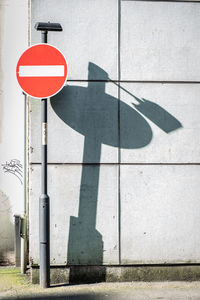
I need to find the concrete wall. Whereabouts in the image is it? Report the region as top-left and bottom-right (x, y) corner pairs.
(29, 0), (200, 268)
(0, 0), (28, 264)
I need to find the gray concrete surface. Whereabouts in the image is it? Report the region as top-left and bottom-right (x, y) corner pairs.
(29, 0), (200, 277)
(1, 282), (200, 300)
(29, 165), (119, 265)
(121, 165), (200, 264)
(30, 265), (200, 285)
(31, 0), (118, 80)
(120, 83), (199, 163)
(121, 1), (200, 81)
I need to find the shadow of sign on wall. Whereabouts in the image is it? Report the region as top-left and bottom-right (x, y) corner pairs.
(50, 63), (182, 282)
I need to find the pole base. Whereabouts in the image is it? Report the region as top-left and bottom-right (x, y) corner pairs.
(39, 194), (50, 288)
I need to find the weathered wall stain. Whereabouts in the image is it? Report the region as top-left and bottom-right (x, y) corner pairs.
(0, 190), (14, 265)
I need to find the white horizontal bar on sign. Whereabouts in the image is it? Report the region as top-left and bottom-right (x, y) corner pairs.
(19, 65), (65, 77)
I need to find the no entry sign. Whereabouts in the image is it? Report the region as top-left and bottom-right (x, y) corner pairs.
(16, 44), (68, 98)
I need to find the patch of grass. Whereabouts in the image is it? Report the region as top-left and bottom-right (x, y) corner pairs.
(0, 267), (30, 292)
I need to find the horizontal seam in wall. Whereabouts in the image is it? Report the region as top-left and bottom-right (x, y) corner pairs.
(121, 0), (200, 3)
(67, 80), (200, 84)
(29, 163), (200, 166)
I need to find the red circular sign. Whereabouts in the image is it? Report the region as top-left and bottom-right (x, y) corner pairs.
(16, 44), (68, 98)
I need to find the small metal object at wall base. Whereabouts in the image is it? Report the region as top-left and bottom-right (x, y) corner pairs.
(14, 215), (27, 270)
(14, 215), (21, 267)
(20, 216), (27, 274)
(20, 217), (27, 239)
(31, 265), (200, 285)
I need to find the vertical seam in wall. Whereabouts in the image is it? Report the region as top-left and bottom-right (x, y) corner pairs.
(27, 0), (31, 259)
(118, 0), (121, 265)
(28, 0), (31, 47)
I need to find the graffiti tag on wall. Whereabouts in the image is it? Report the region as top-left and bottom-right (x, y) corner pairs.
(1, 159), (23, 185)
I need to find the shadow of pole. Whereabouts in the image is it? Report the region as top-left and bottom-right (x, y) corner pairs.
(50, 62), (182, 283)
(68, 138), (102, 263)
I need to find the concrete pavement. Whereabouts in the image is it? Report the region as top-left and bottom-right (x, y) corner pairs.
(1, 281), (200, 300)
(1, 268), (200, 300)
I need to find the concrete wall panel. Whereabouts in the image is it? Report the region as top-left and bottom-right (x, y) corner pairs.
(121, 1), (200, 81)
(29, 0), (200, 271)
(31, 0), (118, 80)
(120, 83), (200, 163)
(29, 164), (118, 265)
(121, 165), (200, 264)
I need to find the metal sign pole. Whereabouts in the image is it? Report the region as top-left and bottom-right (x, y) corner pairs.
(35, 22), (63, 288)
(40, 29), (50, 289)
